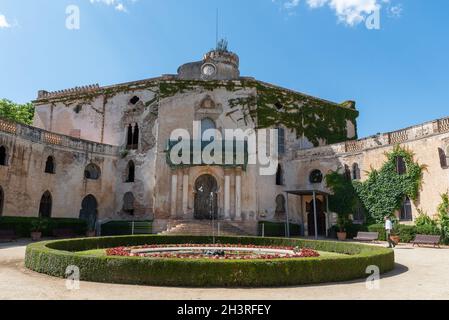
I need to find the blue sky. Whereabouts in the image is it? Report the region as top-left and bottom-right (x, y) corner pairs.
(0, 0), (448, 138)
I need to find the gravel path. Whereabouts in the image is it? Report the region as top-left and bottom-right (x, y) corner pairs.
(1, 240), (449, 300)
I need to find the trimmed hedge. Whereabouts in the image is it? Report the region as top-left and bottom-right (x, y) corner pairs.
(0, 217), (87, 237)
(25, 235), (395, 288)
(101, 221), (152, 236)
(258, 222), (302, 237)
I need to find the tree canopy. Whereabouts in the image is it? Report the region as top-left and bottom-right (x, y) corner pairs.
(0, 99), (34, 125)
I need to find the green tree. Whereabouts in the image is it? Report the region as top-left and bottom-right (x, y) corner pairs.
(437, 193), (449, 244)
(325, 171), (358, 231)
(0, 99), (34, 125)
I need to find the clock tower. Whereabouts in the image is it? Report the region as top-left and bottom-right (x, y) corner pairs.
(177, 45), (240, 81)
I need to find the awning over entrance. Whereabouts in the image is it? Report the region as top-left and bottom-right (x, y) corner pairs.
(284, 189), (331, 240)
(284, 190), (330, 197)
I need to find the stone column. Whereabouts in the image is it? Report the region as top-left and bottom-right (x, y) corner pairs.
(235, 169), (242, 221)
(182, 170), (189, 216)
(170, 173), (178, 218)
(224, 170), (231, 220)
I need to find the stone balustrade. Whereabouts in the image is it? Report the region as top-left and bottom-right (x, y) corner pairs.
(295, 115), (449, 158)
(0, 117), (118, 155)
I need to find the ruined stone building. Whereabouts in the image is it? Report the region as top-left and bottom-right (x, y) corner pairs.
(0, 48), (448, 236)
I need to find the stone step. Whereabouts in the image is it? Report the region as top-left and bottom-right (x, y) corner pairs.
(160, 220), (257, 236)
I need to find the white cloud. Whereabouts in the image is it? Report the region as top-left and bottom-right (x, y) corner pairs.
(275, 0), (402, 26)
(0, 14), (11, 28)
(307, 0), (381, 25)
(89, 0), (136, 12)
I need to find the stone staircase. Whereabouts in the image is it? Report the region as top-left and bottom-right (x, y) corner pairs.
(159, 220), (258, 237)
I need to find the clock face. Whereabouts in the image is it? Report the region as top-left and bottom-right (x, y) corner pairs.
(202, 63), (216, 77)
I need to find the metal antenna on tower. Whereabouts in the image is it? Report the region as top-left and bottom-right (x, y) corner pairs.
(216, 8), (219, 49)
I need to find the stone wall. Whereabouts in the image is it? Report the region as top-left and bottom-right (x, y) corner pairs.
(290, 116), (449, 223)
(0, 118), (119, 220)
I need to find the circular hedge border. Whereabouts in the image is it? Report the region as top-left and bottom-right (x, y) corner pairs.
(25, 235), (395, 287)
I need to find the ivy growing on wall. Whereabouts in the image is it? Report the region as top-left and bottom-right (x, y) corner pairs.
(353, 145), (427, 223)
(35, 78), (358, 147)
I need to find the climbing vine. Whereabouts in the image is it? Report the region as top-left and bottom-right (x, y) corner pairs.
(353, 145), (427, 223)
(35, 78), (358, 147)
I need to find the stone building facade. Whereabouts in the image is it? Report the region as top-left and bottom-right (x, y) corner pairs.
(0, 48), (448, 235)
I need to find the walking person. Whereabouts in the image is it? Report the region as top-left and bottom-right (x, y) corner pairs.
(385, 216), (396, 248)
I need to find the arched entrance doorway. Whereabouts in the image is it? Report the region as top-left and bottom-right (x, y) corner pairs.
(194, 174), (218, 220)
(80, 195), (98, 231)
(307, 199), (326, 237)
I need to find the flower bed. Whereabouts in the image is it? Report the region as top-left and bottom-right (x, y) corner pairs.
(25, 235), (395, 287)
(105, 244), (320, 260)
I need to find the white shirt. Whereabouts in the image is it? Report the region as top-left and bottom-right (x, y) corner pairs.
(385, 220), (393, 231)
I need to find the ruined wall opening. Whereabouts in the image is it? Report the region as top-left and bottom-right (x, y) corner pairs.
(276, 164), (284, 186)
(126, 161), (135, 183)
(45, 156), (55, 174)
(123, 192), (135, 216)
(39, 191), (52, 218)
(130, 96), (140, 105)
(400, 197), (413, 221)
(80, 195), (98, 231)
(0, 146), (7, 166)
(396, 156), (407, 175)
(84, 163), (101, 180)
(352, 163), (361, 180)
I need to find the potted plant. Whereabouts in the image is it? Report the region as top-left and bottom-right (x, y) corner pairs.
(390, 228), (401, 245)
(30, 219), (47, 241)
(336, 214), (349, 241)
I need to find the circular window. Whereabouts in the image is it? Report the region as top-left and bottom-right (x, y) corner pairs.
(309, 170), (323, 184)
(201, 63), (217, 77)
(85, 163), (101, 180)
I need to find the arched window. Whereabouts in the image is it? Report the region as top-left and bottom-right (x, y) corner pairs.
(352, 163), (361, 180)
(126, 161), (135, 183)
(123, 192), (135, 216)
(39, 191), (52, 218)
(201, 118), (216, 141)
(400, 197), (413, 221)
(309, 170), (323, 184)
(45, 156), (55, 174)
(344, 165), (351, 181)
(126, 124), (133, 149)
(80, 195), (98, 231)
(84, 163), (101, 180)
(275, 194), (286, 215)
(132, 124), (139, 147)
(0, 187), (4, 216)
(396, 156), (407, 175)
(276, 164), (284, 186)
(126, 124), (139, 150)
(0, 146), (7, 166)
(439, 148), (448, 169)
